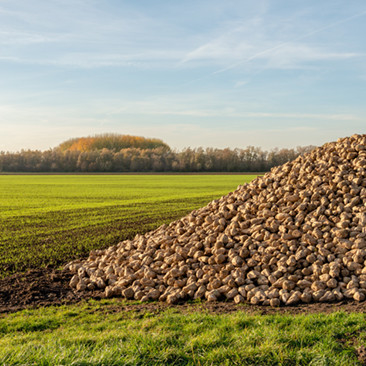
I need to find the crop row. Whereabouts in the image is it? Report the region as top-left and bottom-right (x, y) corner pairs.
(0, 175), (251, 277)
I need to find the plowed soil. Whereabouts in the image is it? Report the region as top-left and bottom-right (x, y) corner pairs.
(1, 268), (366, 315)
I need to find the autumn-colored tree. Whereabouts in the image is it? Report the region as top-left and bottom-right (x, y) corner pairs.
(57, 133), (170, 152)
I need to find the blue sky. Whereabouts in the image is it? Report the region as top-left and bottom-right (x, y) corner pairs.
(0, 0), (365, 152)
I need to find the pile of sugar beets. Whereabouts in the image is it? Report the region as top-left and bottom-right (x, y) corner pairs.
(66, 134), (366, 306)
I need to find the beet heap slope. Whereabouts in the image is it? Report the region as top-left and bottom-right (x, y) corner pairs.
(67, 134), (366, 306)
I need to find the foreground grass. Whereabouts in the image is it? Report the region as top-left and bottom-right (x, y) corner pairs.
(0, 300), (364, 365)
(0, 174), (254, 277)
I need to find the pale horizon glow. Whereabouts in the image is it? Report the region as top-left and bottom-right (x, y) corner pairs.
(0, 0), (365, 152)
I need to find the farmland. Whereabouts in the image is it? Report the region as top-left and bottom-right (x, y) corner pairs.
(2, 173), (366, 365)
(0, 174), (253, 277)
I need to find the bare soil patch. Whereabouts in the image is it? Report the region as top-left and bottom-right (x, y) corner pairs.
(1, 268), (366, 315)
(0, 268), (103, 313)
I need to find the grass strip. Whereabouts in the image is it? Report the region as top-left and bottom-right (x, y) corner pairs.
(0, 300), (364, 365)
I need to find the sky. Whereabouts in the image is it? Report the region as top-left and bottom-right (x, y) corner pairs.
(0, 0), (365, 152)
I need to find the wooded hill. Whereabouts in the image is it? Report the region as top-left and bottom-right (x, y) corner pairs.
(58, 134), (170, 152)
(0, 134), (315, 172)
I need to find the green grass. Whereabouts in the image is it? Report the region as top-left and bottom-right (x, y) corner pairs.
(0, 174), (254, 277)
(0, 300), (364, 365)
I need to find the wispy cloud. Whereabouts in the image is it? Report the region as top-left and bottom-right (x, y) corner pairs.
(234, 80), (248, 88)
(0, 98), (360, 127)
(147, 109), (361, 121)
(177, 8), (366, 81)
(2, 51), (184, 69)
(0, 0), (186, 68)
(182, 38), (358, 71)
(0, 1), (364, 70)
(0, 29), (68, 45)
(90, 98), (361, 121)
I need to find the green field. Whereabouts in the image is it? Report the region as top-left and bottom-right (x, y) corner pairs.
(0, 174), (254, 277)
(0, 299), (364, 365)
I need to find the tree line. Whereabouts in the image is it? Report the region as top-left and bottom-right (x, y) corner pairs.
(0, 145), (315, 172)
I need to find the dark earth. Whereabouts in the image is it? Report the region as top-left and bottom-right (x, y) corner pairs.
(2, 267), (366, 316)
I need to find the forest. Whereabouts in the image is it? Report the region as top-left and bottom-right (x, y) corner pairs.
(0, 133), (315, 172)
(0, 146), (316, 172)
